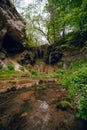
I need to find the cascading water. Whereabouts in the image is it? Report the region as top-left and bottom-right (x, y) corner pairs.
(0, 59), (7, 69)
(35, 50), (38, 59)
(36, 64), (40, 72)
(35, 48), (43, 59)
(39, 48), (42, 58)
(48, 53), (51, 66)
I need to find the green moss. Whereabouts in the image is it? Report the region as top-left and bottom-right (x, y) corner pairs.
(77, 96), (87, 120)
(36, 86), (42, 90)
(42, 85), (48, 90)
(59, 100), (73, 110)
(36, 85), (48, 91)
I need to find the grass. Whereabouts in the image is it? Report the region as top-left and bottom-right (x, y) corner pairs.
(0, 69), (30, 80)
(0, 70), (21, 80)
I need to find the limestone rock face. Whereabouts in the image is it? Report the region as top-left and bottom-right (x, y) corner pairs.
(0, 0), (26, 55)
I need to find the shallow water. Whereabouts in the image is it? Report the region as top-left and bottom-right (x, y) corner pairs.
(0, 81), (86, 130)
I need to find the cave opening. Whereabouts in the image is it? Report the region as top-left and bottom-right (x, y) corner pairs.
(2, 33), (24, 54)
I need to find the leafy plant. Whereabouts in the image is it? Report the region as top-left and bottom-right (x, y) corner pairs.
(30, 69), (38, 76)
(0, 65), (3, 70)
(7, 63), (14, 71)
(77, 96), (87, 120)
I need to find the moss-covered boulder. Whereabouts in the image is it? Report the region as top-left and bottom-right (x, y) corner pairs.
(57, 100), (73, 110)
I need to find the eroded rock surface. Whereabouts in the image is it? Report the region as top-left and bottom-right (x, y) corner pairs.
(0, 0), (26, 55)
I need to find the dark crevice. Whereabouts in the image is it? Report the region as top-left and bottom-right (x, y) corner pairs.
(2, 33), (24, 54)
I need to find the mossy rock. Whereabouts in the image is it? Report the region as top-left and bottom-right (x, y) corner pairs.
(57, 100), (73, 110)
(36, 85), (48, 91)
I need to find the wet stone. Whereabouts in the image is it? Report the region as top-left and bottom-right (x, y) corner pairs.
(40, 101), (49, 110)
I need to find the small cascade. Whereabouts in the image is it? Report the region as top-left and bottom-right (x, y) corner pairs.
(35, 50), (38, 59)
(35, 48), (43, 59)
(48, 53), (52, 66)
(36, 64), (40, 72)
(0, 59), (7, 69)
(39, 48), (42, 58)
(38, 47), (44, 58)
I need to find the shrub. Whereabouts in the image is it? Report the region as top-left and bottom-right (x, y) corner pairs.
(77, 96), (87, 120)
(31, 69), (38, 75)
(60, 66), (87, 99)
(45, 59), (87, 120)
(69, 67), (87, 92)
(61, 66), (87, 120)
(0, 65), (3, 70)
(7, 63), (14, 71)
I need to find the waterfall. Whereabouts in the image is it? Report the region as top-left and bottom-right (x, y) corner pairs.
(36, 64), (40, 72)
(48, 53), (51, 66)
(39, 48), (42, 58)
(0, 59), (7, 69)
(35, 50), (38, 59)
(35, 48), (42, 59)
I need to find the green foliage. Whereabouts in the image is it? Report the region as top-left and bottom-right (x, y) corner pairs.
(42, 58), (87, 120)
(14, 0), (87, 46)
(7, 63), (14, 71)
(45, 0), (87, 45)
(58, 60), (87, 120)
(60, 42), (73, 49)
(0, 65), (3, 70)
(0, 71), (18, 80)
(0, 63), (17, 80)
(24, 1), (48, 46)
(70, 67), (87, 90)
(30, 69), (38, 76)
(77, 96), (87, 120)
(63, 66), (87, 99)
(36, 86), (42, 90)
(57, 59), (87, 97)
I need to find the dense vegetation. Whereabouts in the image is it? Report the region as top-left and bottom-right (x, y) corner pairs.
(13, 0), (87, 47)
(46, 58), (87, 120)
(45, 0), (87, 45)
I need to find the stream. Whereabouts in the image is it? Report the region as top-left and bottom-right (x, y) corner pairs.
(0, 79), (86, 130)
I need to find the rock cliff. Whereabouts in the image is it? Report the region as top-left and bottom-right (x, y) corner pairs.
(0, 0), (26, 57)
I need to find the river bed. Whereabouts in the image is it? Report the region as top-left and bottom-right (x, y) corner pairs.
(0, 80), (86, 130)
